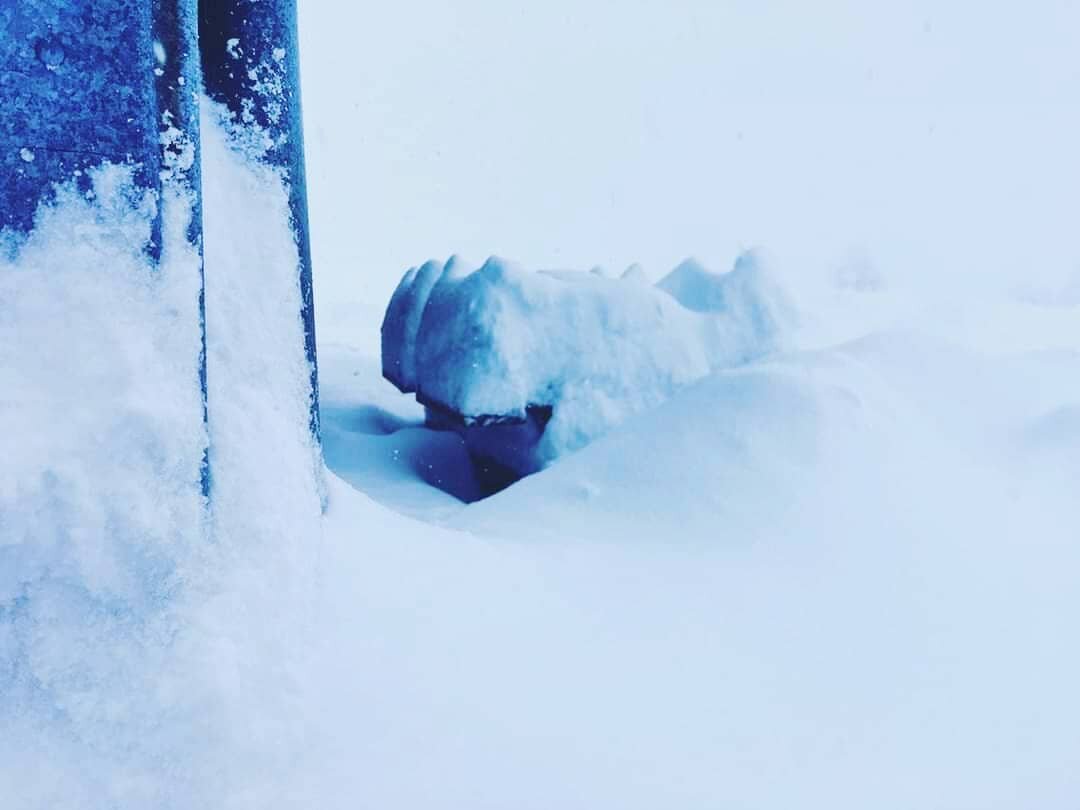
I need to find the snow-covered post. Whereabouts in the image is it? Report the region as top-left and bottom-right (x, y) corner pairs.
(1, 2), (213, 761)
(0, 0), (209, 488)
(199, 0), (321, 443)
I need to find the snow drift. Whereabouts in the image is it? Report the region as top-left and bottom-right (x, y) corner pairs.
(0, 105), (322, 808)
(381, 252), (792, 478)
(313, 323), (1080, 810)
(0, 162), (211, 805)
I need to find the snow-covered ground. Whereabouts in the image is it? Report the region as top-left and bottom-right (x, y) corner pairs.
(310, 284), (1080, 809)
(301, 4), (1080, 777)
(6, 2), (1080, 808)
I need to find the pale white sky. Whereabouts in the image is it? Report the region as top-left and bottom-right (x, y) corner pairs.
(300, 1), (1080, 328)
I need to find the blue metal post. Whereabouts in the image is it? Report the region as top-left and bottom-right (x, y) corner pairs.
(0, 0), (209, 491)
(199, 0), (321, 443)
(1, 1), (202, 249)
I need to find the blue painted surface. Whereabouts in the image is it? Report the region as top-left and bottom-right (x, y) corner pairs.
(200, 0), (322, 442)
(0, 1), (202, 249)
(1, 0), (156, 232)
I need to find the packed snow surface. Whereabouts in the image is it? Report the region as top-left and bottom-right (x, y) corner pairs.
(314, 310), (1080, 809)
(383, 252), (791, 472)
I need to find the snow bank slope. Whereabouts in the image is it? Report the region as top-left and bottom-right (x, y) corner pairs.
(384, 253), (791, 470)
(307, 330), (1080, 810)
(457, 329), (1080, 541)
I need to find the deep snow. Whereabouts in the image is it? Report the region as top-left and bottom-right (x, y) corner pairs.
(5, 1), (1080, 808)
(313, 317), (1080, 809)
(0, 165), (209, 804)
(15, 159), (1080, 807)
(1, 104), (322, 808)
(382, 252), (790, 475)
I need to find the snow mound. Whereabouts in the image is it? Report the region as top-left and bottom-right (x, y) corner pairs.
(382, 252), (793, 475)
(316, 329), (1080, 809)
(455, 344), (872, 542)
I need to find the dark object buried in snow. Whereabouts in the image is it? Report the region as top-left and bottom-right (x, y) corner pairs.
(381, 254), (792, 490)
(419, 393), (553, 494)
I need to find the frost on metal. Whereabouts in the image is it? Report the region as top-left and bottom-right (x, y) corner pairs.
(1, 2), (203, 242)
(199, 0), (321, 440)
(199, 0), (301, 161)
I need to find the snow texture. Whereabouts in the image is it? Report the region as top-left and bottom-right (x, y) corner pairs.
(315, 321), (1080, 810)
(183, 98), (325, 805)
(383, 252), (792, 472)
(380, 257), (450, 392)
(0, 107), (323, 808)
(7, 2), (1080, 807)
(0, 164), (209, 804)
